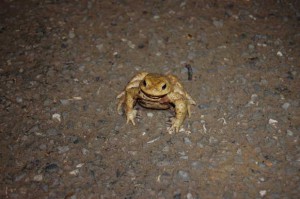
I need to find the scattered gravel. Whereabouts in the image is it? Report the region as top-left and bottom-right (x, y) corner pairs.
(0, 0), (299, 198)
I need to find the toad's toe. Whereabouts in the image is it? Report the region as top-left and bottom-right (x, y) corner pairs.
(126, 110), (137, 126)
(168, 123), (180, 134)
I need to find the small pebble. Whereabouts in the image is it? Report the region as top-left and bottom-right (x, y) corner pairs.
(177, 170), (190, 182)
(70, 194), (77, 199)
(276, 51), (283, 57)
(248, 44), (255, 50)
(14, 173), (26, 182)
(156, 160), (172, 167)
(44, 163), (59, 173)
(249, 14), (256, 20)
(187, 193), (193, 199)
(162, 146), (169, 152)
(183, 137), (192, 146)
(78, 65), (85, 71)
(198, 104), (209, 110)
(173, 192), (181, 199)
(39, 144), (47, 150)
(237, 148), (242, 155)
(147, 112), (154, 118)
(260, 79), (268, 85)
(246, 134), (253, 144)
(259, 190), (267, 197)
(286, 130), (293, 136)
(213, 19), (224, 28)
(69, 29), (75, 39)
(180, 1), (186, 7)
(258, 162), (266, 168)
(127, 40), (135, 49)
(268, 118), (278, 125)
(282, 102), (290, 110)
(96, 44), (103, 51)
(59, 99), (70, 105)
(16, 96), (23, 103)
(57, 146), (70, 154)
(43, 99), (52, 106)
(29, 125), (39, 134)
(69, 135), (80, 144)
(82, 148), (89, 155)
(33, 174), (43, 182)
(197, 142), (204, 148)
(52, 113), (61, 122)
(69, 169), (79, 176)
(42, 184), (48, 192)
(180, 155), (189, 160)
(191, 161), (203, 170)
(76, 163), (84, 168)
(209, 136), (218, 144)
(153, 15), (160, 19)
(46, 128), (60, 136)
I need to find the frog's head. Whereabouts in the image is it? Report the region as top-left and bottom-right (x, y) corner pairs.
(140, 74), (172, 97)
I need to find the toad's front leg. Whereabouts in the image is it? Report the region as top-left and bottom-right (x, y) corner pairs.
(169, 99), (188, 133)
(124, 87), (139, 125)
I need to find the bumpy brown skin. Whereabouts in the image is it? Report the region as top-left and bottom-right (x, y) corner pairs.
(117, 72), (196, 133)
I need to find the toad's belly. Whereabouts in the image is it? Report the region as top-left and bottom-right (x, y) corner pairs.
(137, 99), (170, 110)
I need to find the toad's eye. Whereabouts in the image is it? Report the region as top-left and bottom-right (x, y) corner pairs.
(143, 80), (147, 86)
(162, 84), (167, 90)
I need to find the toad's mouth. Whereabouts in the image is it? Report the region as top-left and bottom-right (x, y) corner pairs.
(140, 90), (167, 100)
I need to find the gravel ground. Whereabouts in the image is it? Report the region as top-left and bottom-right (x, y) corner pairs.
(0, 0), (299, 198)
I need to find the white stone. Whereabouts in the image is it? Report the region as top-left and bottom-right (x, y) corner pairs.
(68, 29), (75, 39)
(76, 163), (84, 168)
(268, 118), (278, 125)
(282, 102), (290, 110)
(52, 113), (61, 122)
(147, 112), (154, 118)
(33, 174), (43, 182)
(277, 51), (283, 57)
(69, 169), (79, 176)
(259, 190), (267, 197)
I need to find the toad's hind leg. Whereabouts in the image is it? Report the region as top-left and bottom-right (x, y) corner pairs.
(117, 91), (125, 115)
(186, 94), (196, 117)
(124, 87), (139, 125)
(169, 99), (188, 133)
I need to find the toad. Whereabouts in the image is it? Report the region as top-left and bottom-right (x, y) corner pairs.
(117, 72), (196, 133)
